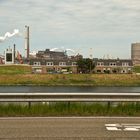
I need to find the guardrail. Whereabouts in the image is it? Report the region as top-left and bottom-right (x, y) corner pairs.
(0, 93), (140, 102)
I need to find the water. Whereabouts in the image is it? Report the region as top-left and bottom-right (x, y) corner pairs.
(0, 86), (140, 93)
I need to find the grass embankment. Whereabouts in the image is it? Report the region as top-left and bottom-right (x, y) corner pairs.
(134, 66), (140, 73)
(0, 65), (140, 86)
(0, 65), (31, 74)
(0, 74), (140, 86)
(0, 103), (139, 117)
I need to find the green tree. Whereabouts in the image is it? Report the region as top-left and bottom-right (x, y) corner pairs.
(77, 58), (95, 73)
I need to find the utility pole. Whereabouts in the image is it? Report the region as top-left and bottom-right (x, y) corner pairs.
(89, 48), (93, 74)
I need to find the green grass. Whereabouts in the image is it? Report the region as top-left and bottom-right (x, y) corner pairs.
(0, 74), (140, 86)
(0, 65), (31, 74)
(134, 66), (140, 73)
(0, 103), (139, 116)
(0, 65), (140, 86)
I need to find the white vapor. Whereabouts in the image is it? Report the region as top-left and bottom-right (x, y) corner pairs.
(0, 29), (20, 42)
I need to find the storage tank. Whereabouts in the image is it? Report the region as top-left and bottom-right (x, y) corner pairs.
(131, 43), (140, 65)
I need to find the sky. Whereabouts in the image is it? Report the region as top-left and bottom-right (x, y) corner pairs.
(0, 0), (140, 58)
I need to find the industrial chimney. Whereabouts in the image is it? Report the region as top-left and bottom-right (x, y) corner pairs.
(25, 25), (30, 59)
(13, 44), (16, 63)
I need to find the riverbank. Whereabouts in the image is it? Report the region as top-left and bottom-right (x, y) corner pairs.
(0, 65), (140, 86)
(0, 74), (140, 86)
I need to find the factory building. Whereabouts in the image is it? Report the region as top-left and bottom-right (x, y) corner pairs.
(94, 59), (133, 74)
(36, 49), (68, 60)
(131, 43), (140, 65)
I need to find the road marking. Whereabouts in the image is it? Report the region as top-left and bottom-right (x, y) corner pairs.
(124, 128), (139, 131)
(105, 124), (140, 131)
(105, 124), (121, 127)
(106, 127), (121, 131)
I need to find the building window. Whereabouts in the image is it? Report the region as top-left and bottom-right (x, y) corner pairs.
(97, 70), (101, 73)
(6, 53), (12, 62)
(46, 62), (54, 66)
(72, 62), (77, 66)
(97, 62), (104, 66)
(122, 62), (129, 66)
(33, 62), (41, 66)
(109, 63), (116, 66)
(59, 62), (66, 66)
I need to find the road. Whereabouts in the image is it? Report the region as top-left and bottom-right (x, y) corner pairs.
(0, 117), (139, 140)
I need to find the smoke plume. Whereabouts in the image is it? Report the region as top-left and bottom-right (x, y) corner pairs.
(0, 29), (20, 42)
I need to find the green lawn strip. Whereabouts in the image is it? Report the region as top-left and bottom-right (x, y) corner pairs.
(0, 65), (31, 75)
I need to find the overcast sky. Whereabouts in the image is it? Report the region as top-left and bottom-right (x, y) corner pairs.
(0, 0), (140, 58)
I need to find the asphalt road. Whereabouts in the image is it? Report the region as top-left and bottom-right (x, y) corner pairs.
(0, 117), (139, 140)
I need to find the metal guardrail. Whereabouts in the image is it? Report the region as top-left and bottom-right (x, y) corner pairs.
(0, 93), (140, 102)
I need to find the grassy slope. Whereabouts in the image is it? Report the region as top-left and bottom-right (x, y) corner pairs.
(0, 74), (140, 86)
(0, 65), (140, 86)
(134, 66), (140, 73)
(0, 65), (31, 74)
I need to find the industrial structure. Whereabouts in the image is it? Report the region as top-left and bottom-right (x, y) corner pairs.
(25, 25), (30, 59)
(131, 43), (140, 65)
(0, 55), (4, 64)
(0, 25), (136, 74)
(3, 26), (30, 65)
(5, 47), (15, 64)
(36, 49), (68, 60)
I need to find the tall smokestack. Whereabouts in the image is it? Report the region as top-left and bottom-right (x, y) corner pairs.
(25, 25), (30, 59)
(13, 44), (16, 63)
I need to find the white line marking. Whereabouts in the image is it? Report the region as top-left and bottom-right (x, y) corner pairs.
(106, 127), (121, 131)
(105, 124), (121, 127)
(124, 128), (139, 131)
(105, 124), (140, 131)
(122, 124), (140, 126)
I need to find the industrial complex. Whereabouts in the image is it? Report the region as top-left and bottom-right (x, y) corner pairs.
(0, 26), (139, 74)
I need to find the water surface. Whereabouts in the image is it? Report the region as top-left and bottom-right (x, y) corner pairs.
(0, 86), (139, 93)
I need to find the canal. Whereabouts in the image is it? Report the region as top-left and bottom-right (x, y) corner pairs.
(0, 86), (140, 93)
